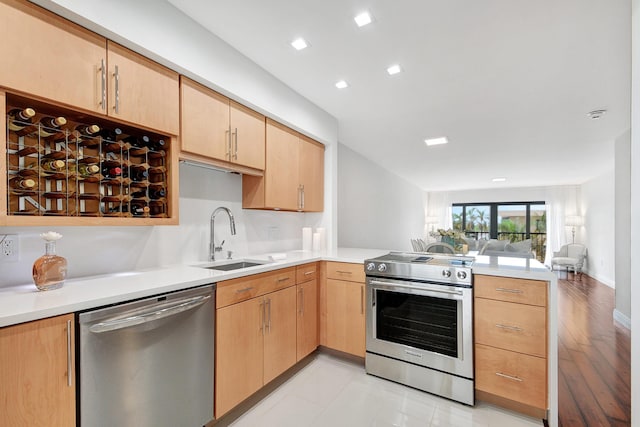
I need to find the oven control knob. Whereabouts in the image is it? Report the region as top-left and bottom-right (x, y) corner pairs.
(366, 262), (376, 271)
(442, 269), (452, 278)
(457, 271), (467, 280)
(378, 263), (387, 272)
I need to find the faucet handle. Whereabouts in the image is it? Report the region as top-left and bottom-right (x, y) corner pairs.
(227, 250), (233, 260)
(214, 240), (225, 252)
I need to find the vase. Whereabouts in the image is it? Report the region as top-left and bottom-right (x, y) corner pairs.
(32, 235), (67, 291)
(442, 236), (455, 247)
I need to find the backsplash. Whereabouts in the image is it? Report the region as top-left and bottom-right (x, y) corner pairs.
(0, 164), (323, 288)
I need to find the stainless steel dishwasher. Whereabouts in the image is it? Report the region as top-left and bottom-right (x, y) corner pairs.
(78, 284), (215, 427)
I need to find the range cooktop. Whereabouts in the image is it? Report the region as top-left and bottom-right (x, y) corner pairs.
(364, 252), (474, 286)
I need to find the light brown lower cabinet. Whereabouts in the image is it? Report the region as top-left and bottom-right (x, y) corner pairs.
(215, 282), (297, 418)
(296, 274), (319, 361)
(474, 274), (548, 418)
(324, 278), (365, 357)
(0, 313), (76, 427)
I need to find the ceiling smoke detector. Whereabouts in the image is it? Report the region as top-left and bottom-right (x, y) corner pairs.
(587, 109), (607, 120)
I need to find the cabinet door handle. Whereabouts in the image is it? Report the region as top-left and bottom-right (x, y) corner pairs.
(277, 277), (290, 283)
(300, 287), (305, 316)
(495, 287), (523, 294)
(100, 59), (106, 111)
(301, 184), (305, 210)
(235, 287), (254, 294)
(304, 271), (314, 276)
(495, 372), (523, 382)
(336, 270), (352, 275)
(360, 285), (364, 314)
(267, 298), (272, 333)
(259, 300), (265, 335)
(225, 127), (231, 160)
(66, 319), (72, 387)
(495, 324), (523, 332)
(113, 65), (120, 114)
(233, 127), (238, 160)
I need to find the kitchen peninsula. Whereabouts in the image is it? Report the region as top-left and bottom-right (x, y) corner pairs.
(0, 249), (558, 427)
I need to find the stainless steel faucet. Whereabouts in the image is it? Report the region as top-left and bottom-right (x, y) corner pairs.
(210, 207), (236, 261)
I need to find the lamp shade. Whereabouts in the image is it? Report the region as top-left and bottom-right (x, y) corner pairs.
(565, 215), (584, 227)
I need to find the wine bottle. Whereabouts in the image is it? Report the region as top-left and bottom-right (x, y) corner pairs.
(128, 169), (149, 182)
(75, 124), (100, 137)
(100, 127), (123, 142)
(148, 187), (166, 199)
(124, 135), (150, 148)
(8, 108), (36, 131)
(148, 138), (167, 150)
(9, 177), (37, 190)
(75, 164), (100, 177)
(41, 159), (66, 172)
(130, 204), (150, 216)
(38, 116), (67, 137)
(101, 166), (122, 178)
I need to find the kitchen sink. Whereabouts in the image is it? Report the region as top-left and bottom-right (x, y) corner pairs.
(199, 260), (268, 271)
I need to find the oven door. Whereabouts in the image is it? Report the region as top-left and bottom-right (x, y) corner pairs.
(366, 277), (473, 379)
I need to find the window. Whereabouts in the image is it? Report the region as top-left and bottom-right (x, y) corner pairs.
(452, 202), (546, 261)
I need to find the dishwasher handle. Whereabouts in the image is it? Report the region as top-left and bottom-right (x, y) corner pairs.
(89, 294), (211, 333)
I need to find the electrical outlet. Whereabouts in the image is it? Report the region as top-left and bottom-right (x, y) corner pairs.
(0, 235), (19, 262)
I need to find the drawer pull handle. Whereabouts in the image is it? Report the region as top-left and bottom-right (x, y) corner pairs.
(495, 288), (523, 294)
(495, 372), (523, 382)
(336, 270), (352, 274)
(495, 324), (523, 332)
(236, 287), (254, 293)
(304, 271), (314, 276)
(277, 277), (290, 283)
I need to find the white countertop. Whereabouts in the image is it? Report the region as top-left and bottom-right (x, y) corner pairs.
(0, 247), (554, 328)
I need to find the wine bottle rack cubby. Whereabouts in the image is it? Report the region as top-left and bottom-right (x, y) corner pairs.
(5, 97), (171, 219)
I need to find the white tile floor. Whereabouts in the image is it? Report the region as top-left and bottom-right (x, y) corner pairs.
(230, 353), (543, 427)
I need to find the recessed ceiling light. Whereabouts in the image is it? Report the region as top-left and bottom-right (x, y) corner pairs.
(492, 177), (507, 182)
(291, 37), (308, 50)
(387, 64), (402, 75)
(424, 137), (448, 146)
(587, 109), (607, 119)
(335, 80), (349, 89)
(354, 12), (372, 27)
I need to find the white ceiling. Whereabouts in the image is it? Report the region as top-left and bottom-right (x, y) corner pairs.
(168, 0), (631, 191)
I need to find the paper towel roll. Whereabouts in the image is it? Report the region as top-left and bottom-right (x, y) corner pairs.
(316, 227), (326, 252)
(312, 232), (321, 252)
(302, 227), (312, 251)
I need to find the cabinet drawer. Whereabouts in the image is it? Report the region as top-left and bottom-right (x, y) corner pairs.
(326, 262), (365, 283)
(475, 343), (547, 410)
(296, 262), (318, 283)
(216, 267), (296, 308)
(474, 275), (547, 306)
(475, 298), (546, 357)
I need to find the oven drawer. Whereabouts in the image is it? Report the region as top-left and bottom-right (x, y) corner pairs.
(474, 275), (547, 307)
(475, 298), (546, 357)
(326, 262), (365, 283)
(217, 267), (296, 308)
(475, 343), (547, 410)
(296, 262), (318, 283)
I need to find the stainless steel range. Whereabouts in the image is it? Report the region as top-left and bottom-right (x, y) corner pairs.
(364, 252), (474, 405)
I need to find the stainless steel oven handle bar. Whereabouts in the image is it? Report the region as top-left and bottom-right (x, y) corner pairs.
(368, 279), (464, 296)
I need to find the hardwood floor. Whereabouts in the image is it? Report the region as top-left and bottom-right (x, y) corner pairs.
(556, 272), (631, 426)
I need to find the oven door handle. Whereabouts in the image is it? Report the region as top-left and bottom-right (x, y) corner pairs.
(368, 279), (464, 296)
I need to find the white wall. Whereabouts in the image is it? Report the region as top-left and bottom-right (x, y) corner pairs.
(615, 130), (631, 322)
(337, 144), (425, 251)
(581, 169), (616, 287)
(0, 165), (325, 287)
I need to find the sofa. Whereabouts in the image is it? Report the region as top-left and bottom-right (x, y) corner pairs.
(477, 239), (535, 259)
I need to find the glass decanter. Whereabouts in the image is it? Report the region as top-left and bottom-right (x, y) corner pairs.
(32, 231), (67, 291)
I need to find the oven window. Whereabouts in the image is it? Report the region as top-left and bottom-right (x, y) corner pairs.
(375, 289), (458, 358)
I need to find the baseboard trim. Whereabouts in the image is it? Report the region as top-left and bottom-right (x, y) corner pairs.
(613, 309), (631, 330)
(584, 270), (615, 288)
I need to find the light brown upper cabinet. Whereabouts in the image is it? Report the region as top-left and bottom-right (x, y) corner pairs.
(0, 1), (180, 135)
(0, 0), (106, 114)
(180, 77), (265, 173)
(106, 42), (179, 135)
(243, 119), (324, 212)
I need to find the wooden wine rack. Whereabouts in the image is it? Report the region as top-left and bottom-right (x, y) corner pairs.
(3, 94), (175, 223)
